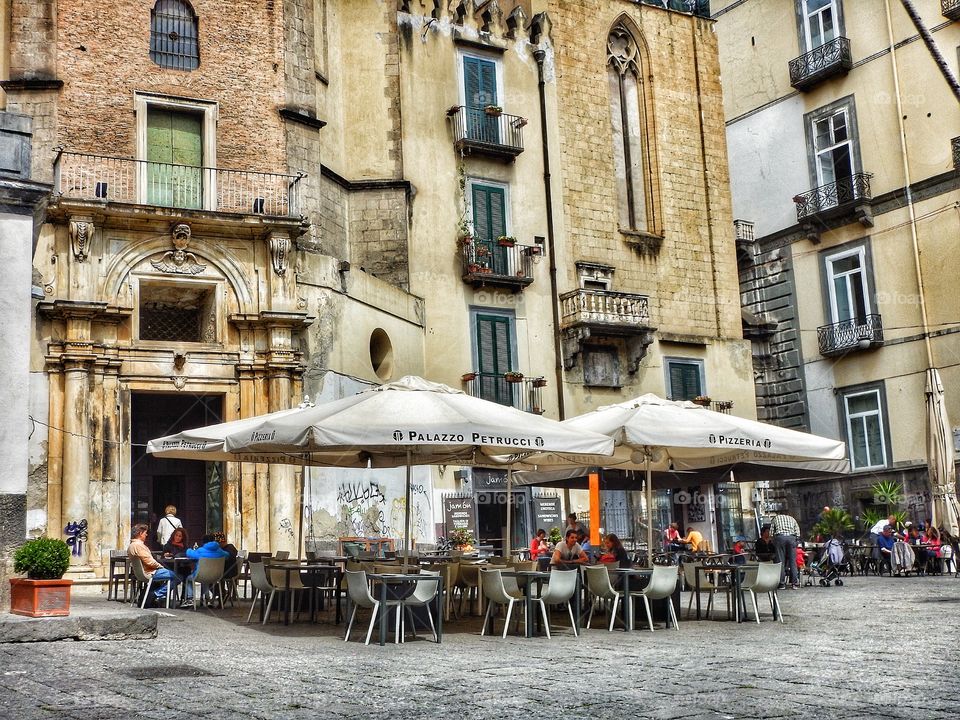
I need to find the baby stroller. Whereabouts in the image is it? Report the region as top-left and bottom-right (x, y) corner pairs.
(803, 538), (847, 587)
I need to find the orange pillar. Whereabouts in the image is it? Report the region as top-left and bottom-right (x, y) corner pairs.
(589, 472), (601, 546)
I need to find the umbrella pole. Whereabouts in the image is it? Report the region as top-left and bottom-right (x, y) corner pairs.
(506, 466), (513, 560)
(297, 462), (306, 558)
(404, 448), (412, 568)
(645, 454), (653, 568)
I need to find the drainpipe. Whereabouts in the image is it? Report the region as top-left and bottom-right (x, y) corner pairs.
(885, 0), (935, 369)
(533, 48), (566, 421)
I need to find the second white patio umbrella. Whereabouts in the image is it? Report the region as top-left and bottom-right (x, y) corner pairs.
(222, 376), (615, 556)
(925, 369), (960, 538)
(512, 394), (847, 558)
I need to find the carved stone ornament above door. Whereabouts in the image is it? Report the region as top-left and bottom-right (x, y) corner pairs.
(69, 219), (94, 262)
(151, 223), (207, 275)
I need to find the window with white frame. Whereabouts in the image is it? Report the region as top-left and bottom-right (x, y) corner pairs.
(842, 387), (888, 470)
(665, 358), (704, 402)
(813, 107), (852, 187)
(800, 0), (839, 51)
(825, 246), (870, 324)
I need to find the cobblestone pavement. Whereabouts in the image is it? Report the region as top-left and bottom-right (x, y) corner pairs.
(1, 575), (958, 720)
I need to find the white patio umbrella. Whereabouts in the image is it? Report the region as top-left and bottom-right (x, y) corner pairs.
(509, 394), (847, 559)
(221, 376), (615, 557)
(925, 369), (960, 538)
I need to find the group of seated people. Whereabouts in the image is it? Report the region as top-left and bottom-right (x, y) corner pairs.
(127, 524), (241, 607)
(871, 515), (947, 574)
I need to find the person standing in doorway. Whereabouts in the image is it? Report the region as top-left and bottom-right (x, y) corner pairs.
(156, 505), (183, 548)
(771, 511), (802, 589)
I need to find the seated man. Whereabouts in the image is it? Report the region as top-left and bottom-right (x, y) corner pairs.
(677, 527), (704, 553)
(183, 534), (231, 608)
(127, 523), (180, 607)
(577, 530), (594, 561)
(551, 528), (588, 567)
(876, 525), (896, 572)
(754, 525), (776, 562)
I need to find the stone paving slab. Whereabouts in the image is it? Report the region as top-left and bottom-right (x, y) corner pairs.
(0, 576), (957, 718)
(0, 593), (157, 643)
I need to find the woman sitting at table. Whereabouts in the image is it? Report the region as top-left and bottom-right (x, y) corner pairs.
(529, 529), (549, 561)
(598, 533), (631, 569)
(213, 531), (240, 579)
(163, 526), (189, 558)
(183, 534), (230, 608)
(754, 525), (776, 562)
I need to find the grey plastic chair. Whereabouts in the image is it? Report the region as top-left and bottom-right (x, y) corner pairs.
(129, 556), (173, 609)
(682, 562), (728, 620)
(635, 564), (679, 631)
(479, 569), (524, 638)
(343, 569), (402, 645)
(583, 565), (628, 631)
(532, 568), (579, 638)
(245, 559), (278, 624)
(740, 562), (784, 623)
(190, 556), (227, 610)
(401, 569), (441, 642)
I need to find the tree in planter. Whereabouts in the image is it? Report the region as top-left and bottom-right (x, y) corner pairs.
(10, 537), (73, 617)
(811, 508), (855, 540)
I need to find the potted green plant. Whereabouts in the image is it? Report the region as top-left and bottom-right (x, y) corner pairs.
(484, 105), (503, 116)
(10, 537), (73, 617)
(497, 235), (516, 247)
(548, 527), (563, 545)
(531, 377), (547, 388)
(692, 395), (711, 407)
(810, 508), (855, 541)
(504, 371), (524, 383)
(449, 528), (475, 553)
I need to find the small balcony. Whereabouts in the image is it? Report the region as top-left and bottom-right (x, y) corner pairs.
(788, 37), (852, 91)
(461, 371), (546, 414)
(53, 149), (303, 217)
(943, 0), (960, 21)
(793, 172), (872, 223)
(460, 238), (537, 291)
(560, 288), (651, 334)
(817, 314), (884, 357)
(447, 106), (525, 161)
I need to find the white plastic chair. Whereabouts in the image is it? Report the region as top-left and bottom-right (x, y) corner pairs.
(635, 565), (679, 632)
(267, 563), (308, 623)
(479, 569), (524, 638)
(343, 570), (403, 645)
(401, 570), (441, 642)
(740, 561), (784, 623)
(190, 556), (226, 610)
(532, 569), (579, 638)
(682, 562), (729, 620)
(583, 565), (628, 631)
(129, 556), (173, 609)
(245, 559), (278, 624)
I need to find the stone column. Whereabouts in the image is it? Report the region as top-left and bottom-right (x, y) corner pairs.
(267, 369), (296, 554)
(61, 359), (91, 568)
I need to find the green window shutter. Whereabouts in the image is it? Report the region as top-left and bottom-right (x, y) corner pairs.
(463, 56), (497, 108)
(668, 362), (702, 401)
(476, 314), (513, 405)
(471, 184), (506, 241)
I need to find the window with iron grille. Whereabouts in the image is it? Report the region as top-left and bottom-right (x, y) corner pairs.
(140, 303), (201, 342)
(150, 0), (200, 71)
(139, 282), (216, 343)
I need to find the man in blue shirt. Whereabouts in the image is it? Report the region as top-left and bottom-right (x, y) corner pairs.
(181, 534), (230, 608)
(876, 525), (896, 573)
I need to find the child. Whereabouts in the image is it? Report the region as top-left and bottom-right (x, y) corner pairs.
(795, 545), (807, 573)
(731, 536), (747, 565)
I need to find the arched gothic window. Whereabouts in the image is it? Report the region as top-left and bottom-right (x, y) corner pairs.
(607, 23), (657, 235)
(150, 0), (199, 71)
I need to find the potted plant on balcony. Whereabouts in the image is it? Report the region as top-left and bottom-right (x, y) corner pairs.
(461, 371), (477, 382)
(466, 262), (481, 274)
(504, 371), (524, 383)
(484, 105), (503, 117)
(524, 245), (542, 257)
(531, 377), (547, 388)
(691, 395), (712, 407)
(9, 537), (73, 617)
(497, 235), (516, 247)
(512, 117), (528, 129)
(446, 105), (462, 117)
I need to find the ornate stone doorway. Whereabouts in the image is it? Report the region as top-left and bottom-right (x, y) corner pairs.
(130, 393), (223, 547)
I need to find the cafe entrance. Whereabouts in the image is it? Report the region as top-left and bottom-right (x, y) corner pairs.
(129, 393), (224, 547)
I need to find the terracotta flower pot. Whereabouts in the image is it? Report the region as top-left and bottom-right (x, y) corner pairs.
(9, 578), (74, 618)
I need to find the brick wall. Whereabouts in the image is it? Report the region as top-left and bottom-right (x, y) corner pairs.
(8, 0), (56, 80)
(50, 0), (288, 174)
(549, 2), (742, 341)
(347, 187), (410, 290)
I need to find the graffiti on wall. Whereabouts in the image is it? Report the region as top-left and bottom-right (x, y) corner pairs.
(335, 478), (432, 542)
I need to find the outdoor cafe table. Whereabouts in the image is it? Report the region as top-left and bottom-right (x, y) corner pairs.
(366, 572), (444, 647)
(266, 561), (342, 626)
(499, 569), (582, 638)
(693, 563), (750, 623)
(158, 556), (196, 604)
(613, 567), (652, 631)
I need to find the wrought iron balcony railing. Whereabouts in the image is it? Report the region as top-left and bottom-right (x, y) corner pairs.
(793, 172), (872, 222)
(448, 106), (525, 160)
(460, 238), (537, 289)
(943, 0), (960, 21)
(461, 371), (546, 414)
(952, 137), (960, 172)
(817, 314), (884, 357)
(560, 289), (651, 330)
(788, 37), (852, 91)
(53, 150), (303, 217)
